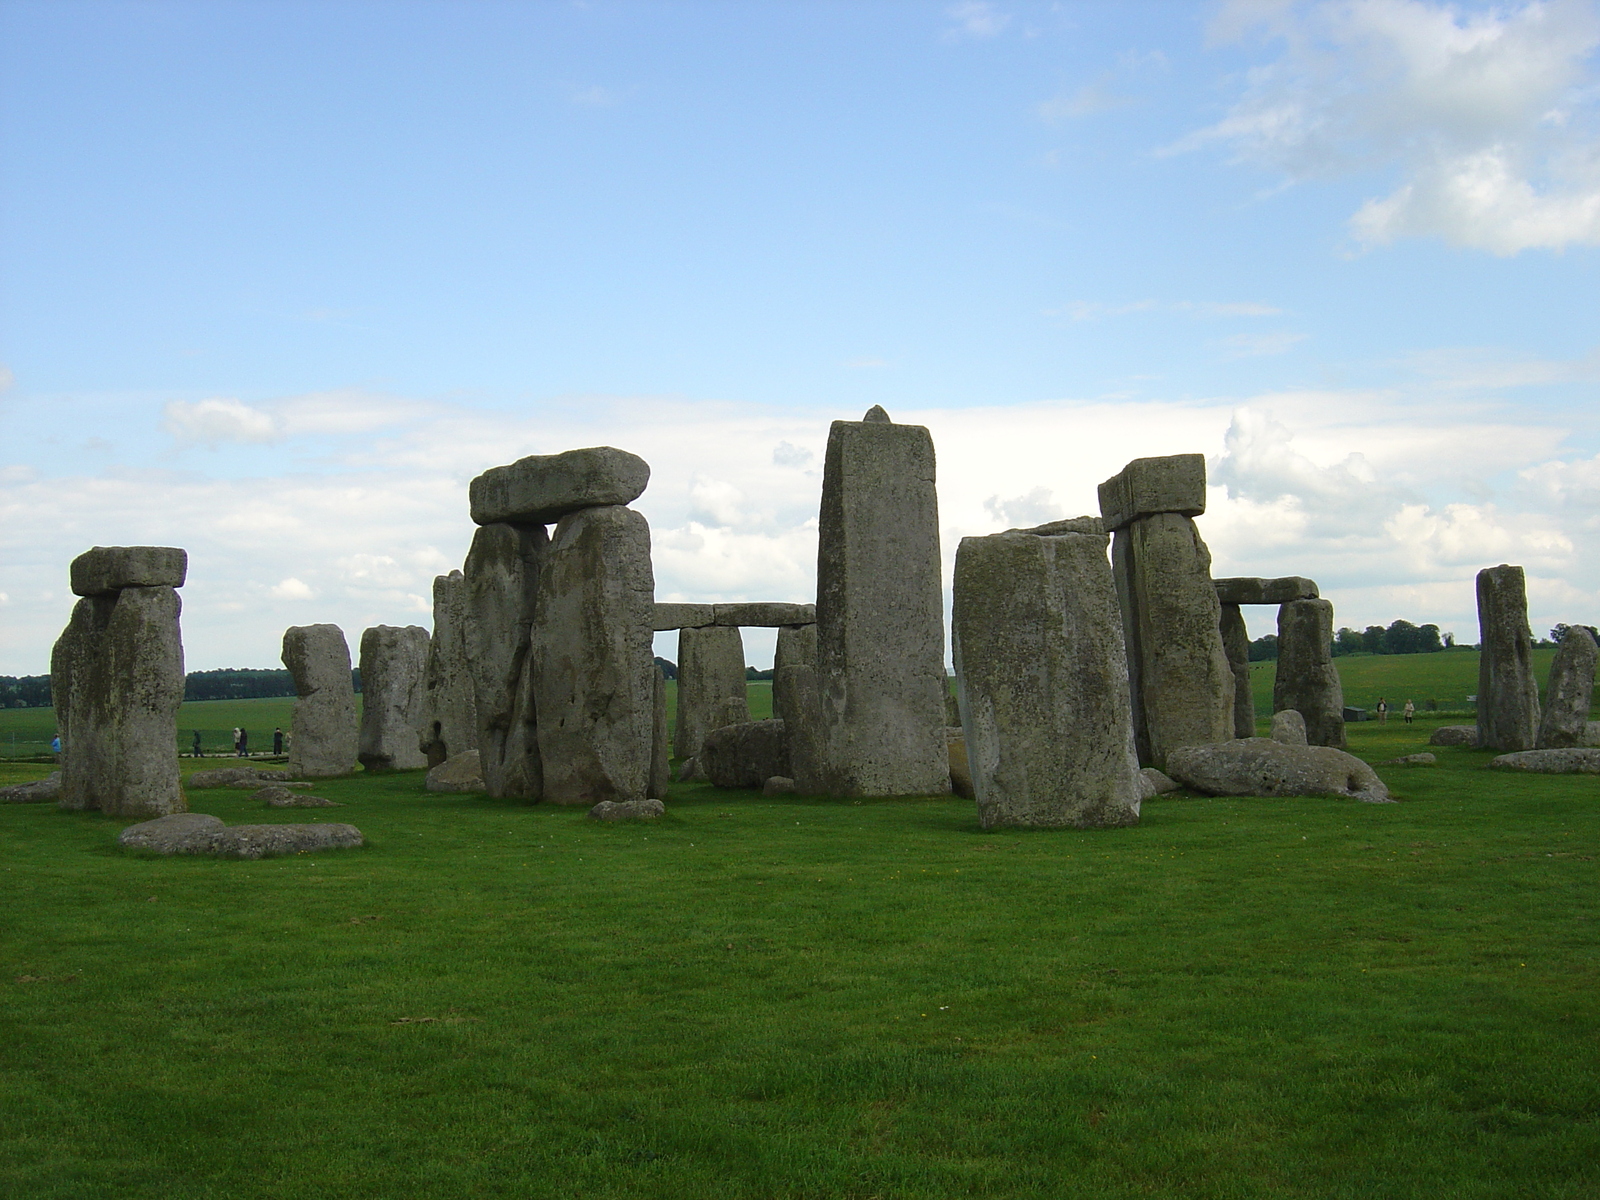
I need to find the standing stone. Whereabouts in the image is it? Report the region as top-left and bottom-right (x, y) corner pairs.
(802, 408), (949, 797)
(529, 505), (655, 805)
(53, 548), (187, 817)
(1476, 565), (1541, 752)
(461, 522), (546, 799)
(357, 625), (431, 771)
(1273, 598), (1346, 748)
(650, 665), (671, 800)
(952, 530), (1142, 829)
(418, 571), (479, 767)
(1218, 603), (1255, 738)
(674, 625), (750, 759)
(772, 623), (818, 725)
(282, 625), (359, 778)
(1537, 625), (1598, 749)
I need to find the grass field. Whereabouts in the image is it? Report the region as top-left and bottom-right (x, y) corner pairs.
(3, 713), (1599, 1198)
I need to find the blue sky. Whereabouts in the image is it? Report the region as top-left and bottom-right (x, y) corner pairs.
(2, 0), (1597, 673)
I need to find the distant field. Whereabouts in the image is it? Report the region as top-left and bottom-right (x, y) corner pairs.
(1247, 647), (1579, 718)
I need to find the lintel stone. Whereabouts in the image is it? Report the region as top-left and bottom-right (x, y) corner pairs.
(469, 446), (650, 527)
(713, 602), (816, 627)
(1213, 576), (1319, 605)
(652, 603), (716, 631)
(1097, 454), (1206, 533)
(70, 546), (188, 596)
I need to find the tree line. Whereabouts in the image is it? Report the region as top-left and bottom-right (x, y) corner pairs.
(0, 668), (363, 708)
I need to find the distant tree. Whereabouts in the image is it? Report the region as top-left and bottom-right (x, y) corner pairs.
(1443, 631), (1456, 648)
(745, 666), (775, 681)
(1382, 619), (1421, 655)
(0, 675), (51, 707)
(1332, 627), (1365, 657)
(1362, 625), (1386, 654)
(654, 656), (677, 680)
(1248, 634), (1278, 662)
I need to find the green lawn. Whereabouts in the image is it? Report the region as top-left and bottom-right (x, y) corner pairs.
(1246, 648), (1578, 718)
(3, 715), (1599, 1198)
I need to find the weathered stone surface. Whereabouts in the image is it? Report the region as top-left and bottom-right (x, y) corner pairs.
(1165, 739), (1392, 803)
(70, 546), (187, 596)
(1, 772), (61, 803)
(1213, 577), (1319, 606)
(118, 813), (365, 857)
(801, 412), (949, 797)
(772, 624), (817, 725)
(701, 719), (790, 789)
(228, 777), (308, 790)
(189, 766), (271, 789)
(1098, 454), (1206, 533)
(650, 666), (671, 801)
(674, 625), (749, 760)
(461, 522), (546, 799)
(1476, 565), (1541, 752)
(282, 624), (359, 779)
(946, 727), (974, 800)
(952, 530), (1142, 829)
(1219, 603), (1255, 739)
(1271, 710), (1308, 745)
(256, 787), (339, 807)
(1537, 625), (1598, 749)
(1110, 512), (1234, 768)
(530, 505), (655, 805)
(1006, 515), (1103, 537)
(1429, 725), (1478, 747)
(53, 582), (186, 817)
(358, 625), (430, 771)
(675, 757), (698, 782)
(652, 602), (716, 631)
(1274, 598), (1346, 748)
(1487, 748), (1600, 774)
(1140, 767), (1179, 795)
(469, 446), (650, 527)
(426, 749), (486, 793)
(762, 776), (797, 796)
(418, 571), (479, 767)
(1380, 753), (1436, 766)
(713, 602), (816, 628)
(1586, 722), (1600, 748)
(589, 798), (666, 821)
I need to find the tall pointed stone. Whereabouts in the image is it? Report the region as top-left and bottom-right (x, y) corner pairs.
(1476, 564), (1541, 752)
(1537, 625), (1598, 749)
(1273, 598), (1345, 748)
(282, 624), (359, 779)
(674, 625), (749, 759)
(358, 625), (431, 770)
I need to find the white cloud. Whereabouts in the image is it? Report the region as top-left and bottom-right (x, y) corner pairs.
(162, 397), (281, 446)
(1221, 330), (1309, 356)
(1182, 0), (1600, 253)
(270, 577), (314, 600)
(983, 487), (1066, 527)
(944, 2), (1010, 40)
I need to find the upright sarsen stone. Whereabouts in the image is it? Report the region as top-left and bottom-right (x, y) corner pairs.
(1218, 603), (1255, 739)
(1538, 625), (1598, 749)
(1274, 598), (1345, 748)
(281, 624), (359, 779)
(674, 625), (749, 759)
(417, 571), (479, 767)
(772, 623), (818, 725)
(357, 625), (430, 771)
(53, 557), (187, 818)
(461, 522), (546, 799)
(1476, 565), (1541, 752)
(809, 409), (949, 797)
(530, 505), (655, 805)
(952, 530), (1141, 830)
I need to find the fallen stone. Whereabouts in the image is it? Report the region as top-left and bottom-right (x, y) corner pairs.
(190, 767), (270, 788)
(282, 624), (359, 778)
(701, 719), (790, 789)
(1476, 564), (1541, 752)
(69, 546), (187, 596)
(762, 776), (797, 796)
(426, 749), (487, 793)
(1537, 625), (1598, 749)
(946, 727), (973, 800)
(1005, 515), (1103, 537)
(229, 778), (310, 790)
(256, 787), (340, 807)
(652, 602), (716, 631)
(1097, 454), (1206, 533)
(417, 570), (479, 767)
(1273, 598), (1346, 748)
(1429, 725), (1478, 747)
(1140, 767), (1179, 795)
(1164, 738), (1392, 803)
(712, 602), (816, 627)
(118, 813), (367, 858)
(1213, 577), (1319, 606)
(1486, 748), (1600, 774)
(1270, 710), (1308, 745)
(589, 798), (665, 821)
(469, 446), (650, 527)
(0, 772), (61, 803)
(358, 624), (431, 771)
(1380, 753), (1437, 766)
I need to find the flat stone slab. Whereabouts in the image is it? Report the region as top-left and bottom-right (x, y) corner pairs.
(1487, 749), (1600, 774)
(0, 772), (61, 803)
(1380, 753), (1437, 766)
(425, 750), (486, 793)
(70, 546), (187, 596)
(1429, 725), (1479, 747)
(1098, 454), (1206, 532)
(713, 602), (816, 627)
(254, 786), (340, 807)
(652, 603), (716, 631)
(589, 798), (665, 821)
(1213, 576), (1319, 605)
(470, 446), (650, 527)
(1165, 738), (1392, 803)
(118, 813), (364, 857)
(1005, 515), (1103, 537)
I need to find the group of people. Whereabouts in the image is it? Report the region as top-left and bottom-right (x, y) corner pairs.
(1373, 698), (1417, 725)
(186, 726), (286, 757)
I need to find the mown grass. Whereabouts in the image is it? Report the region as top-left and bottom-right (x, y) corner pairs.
(3, 715), (1599, 1198)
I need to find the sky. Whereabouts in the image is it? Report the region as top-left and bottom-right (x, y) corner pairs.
(1, 0), (1597, 674)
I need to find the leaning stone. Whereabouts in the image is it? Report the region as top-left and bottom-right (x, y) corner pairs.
(461, 522), (546, 799)
(762, 776), (797, 796)
(1429, 725), (1478, 747)
(117, 813), (225, 853)
(1213, 576), (1319, 606)
(701, 719), (790, 789)
(674, 625), (750, 760)
(1274, 599), (1345, 748)
(589, 798), (665, 821)
(425, 750), (486, 793)
(189, 767), (270, 789)
(69, 546), (187, 596)
(652, 602), (716, 631)
(1005, 515), (1103, 537)
(1165, 739), (1392, 803)
(1097, 454), (1206, 533)
(1218, 603), (1255, 739)
(1380, 753), (1437, 766)
(282, 624), (359, 778)
(712, 602), (816, 627)
(418, 571), (479, 767)
(946, 727), (974, 800)
(0, 772), (61, 803)
(358, 625), (431, 771)
(952, 530), (1142, 829)
(469, 446), (650, 527)
(1476, 565), (1541, 752)
(1139, 767), (1179, 795)
(1537, 626), (1598, 749)
(256, 787), (340, 807)
(1487, 748), (1600, 774)
(1271, 710), (1308, 745)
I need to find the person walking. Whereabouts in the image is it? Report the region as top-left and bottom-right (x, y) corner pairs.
(238, 728), (249, 757)
(192, 730), (203, 758)
(273, 727), (284, 755)
(231, 727), (242, 756)
(1402, 700), (1415, 725)
(1376, 697), (1388, 724)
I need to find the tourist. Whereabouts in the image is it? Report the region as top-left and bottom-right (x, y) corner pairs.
(238, 728), (249, 757)
(1376, 697), (1388, 723)
(273, 727), (284, 755)
(1403, 700), (1415, 725)
(192, 730), (202, 757)
(231, 727), (241, 755)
